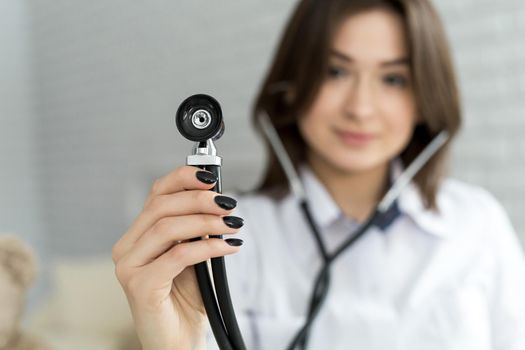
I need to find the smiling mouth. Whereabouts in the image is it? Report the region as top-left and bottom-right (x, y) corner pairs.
(334, 129), (376, 146)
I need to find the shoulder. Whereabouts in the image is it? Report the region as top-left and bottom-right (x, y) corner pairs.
(236, 191), (281, 209)
(227, 190), (301, 250)
(231, 190), (292, 221)
(437, 178), (509, 223)
(401, 177), (516, 243)
(437, 180), (525, 338)
(436, 178), (516, 242)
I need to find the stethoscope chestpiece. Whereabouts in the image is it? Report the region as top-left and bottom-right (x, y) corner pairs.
(174, 93), (246, 350)
(175, 94), (225, 142)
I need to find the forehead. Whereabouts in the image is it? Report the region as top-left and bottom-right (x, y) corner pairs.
(331, 8), (409, 62)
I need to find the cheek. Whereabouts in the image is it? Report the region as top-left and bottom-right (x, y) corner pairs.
(298, 110), (326, 144)
(297, 115), (319, 151)
(298, 87), (341, 140)
(382, 96), (417, 146)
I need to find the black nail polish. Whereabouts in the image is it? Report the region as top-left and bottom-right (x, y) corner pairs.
(225, 238), (243, 247)
(196, 171), (218, 184)
(214, 195), (237, 210)
(223, 216), (244, 229)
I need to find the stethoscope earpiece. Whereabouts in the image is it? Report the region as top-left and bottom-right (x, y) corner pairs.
(176, 94), (225, 142)
(259, 104), (451, 349)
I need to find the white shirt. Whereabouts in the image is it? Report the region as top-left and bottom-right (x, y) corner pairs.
(206, 166), (525, 350)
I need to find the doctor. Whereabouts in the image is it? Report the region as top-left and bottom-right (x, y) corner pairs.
(112, 0), (525, 349)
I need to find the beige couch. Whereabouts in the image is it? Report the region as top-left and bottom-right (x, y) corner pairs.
(28, 257), (141, 350)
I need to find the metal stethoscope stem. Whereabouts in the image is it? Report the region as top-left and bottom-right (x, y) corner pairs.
(177, 94), (246, 350)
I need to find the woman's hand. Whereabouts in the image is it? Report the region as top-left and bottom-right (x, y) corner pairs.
(112, 166), (243, 350)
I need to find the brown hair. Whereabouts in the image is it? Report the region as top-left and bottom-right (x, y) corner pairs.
(252, 0), (461, 210)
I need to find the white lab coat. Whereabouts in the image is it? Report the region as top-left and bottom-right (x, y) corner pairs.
(206, 165), (525, 350)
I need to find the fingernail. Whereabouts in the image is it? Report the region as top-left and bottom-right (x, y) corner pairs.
(225, 238), (243, 247)
(196, 171), (217, 184)
(214, 195), (237, 210)
(223, 216), (244, 229)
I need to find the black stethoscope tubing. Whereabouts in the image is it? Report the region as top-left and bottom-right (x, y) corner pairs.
(258, 108), (450, 350)
(286, 202), (381, 350)
(177, 93), (247, 350)
(193, 163), (247, 350)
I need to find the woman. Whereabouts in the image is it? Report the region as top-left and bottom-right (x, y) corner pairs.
(112, 0), (525, 349)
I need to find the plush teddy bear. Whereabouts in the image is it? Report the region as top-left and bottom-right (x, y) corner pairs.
(0, 235), (49, 350)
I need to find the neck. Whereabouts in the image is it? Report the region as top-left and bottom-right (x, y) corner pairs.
(307, 153), (389, 222)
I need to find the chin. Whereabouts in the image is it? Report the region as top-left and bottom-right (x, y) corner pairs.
(326, 151), (391, 175)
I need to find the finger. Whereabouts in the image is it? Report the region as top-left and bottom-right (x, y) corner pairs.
(113, 165), (220, 264)
(147, 166), (218, 200)
(121, 214), (244, 267)
(113, 191), (237, 261)
(120, 238), (242, 298)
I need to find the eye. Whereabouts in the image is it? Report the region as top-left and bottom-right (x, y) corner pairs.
(383, 73), (409, 87)
(327, 65), (348, 79)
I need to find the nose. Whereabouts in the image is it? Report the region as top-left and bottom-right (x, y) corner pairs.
(343, 75), (375, 121)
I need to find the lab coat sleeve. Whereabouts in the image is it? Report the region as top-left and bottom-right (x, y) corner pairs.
(485, 195), (525, 350)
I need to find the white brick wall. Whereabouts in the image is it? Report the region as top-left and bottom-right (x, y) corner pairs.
(435, 0), (525, 236)
(0, 0), (45, 312)
(27, 0), (525, 256)
(0, 0), (39, 241)
(1, 1), (524, 307)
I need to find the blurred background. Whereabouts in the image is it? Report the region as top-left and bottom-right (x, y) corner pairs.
(1, 0), (524, 349)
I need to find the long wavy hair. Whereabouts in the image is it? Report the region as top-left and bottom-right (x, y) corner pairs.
(252, 0), (461, 210)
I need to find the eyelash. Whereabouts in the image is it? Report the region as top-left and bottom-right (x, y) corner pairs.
(383, 74), (408, 87)
(327, 65), (409, 88)
(327, 66), (347, 79)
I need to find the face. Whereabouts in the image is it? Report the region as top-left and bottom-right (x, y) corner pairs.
(298, 8), (417, 175)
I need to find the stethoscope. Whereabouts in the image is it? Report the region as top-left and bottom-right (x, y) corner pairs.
(258, 110), (449, 349)
(176, 94), (246, 350)
(175, 93), (449, 350)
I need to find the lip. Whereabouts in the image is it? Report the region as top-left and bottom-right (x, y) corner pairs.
(335, 129), (376, 146)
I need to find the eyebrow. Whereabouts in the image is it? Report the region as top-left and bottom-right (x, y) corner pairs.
(329, 49), (410, 66)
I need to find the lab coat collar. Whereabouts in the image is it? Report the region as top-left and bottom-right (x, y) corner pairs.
(300, 165), (341, 229)
(299, 161), (450, 238)
(387, 159), (450, 238)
